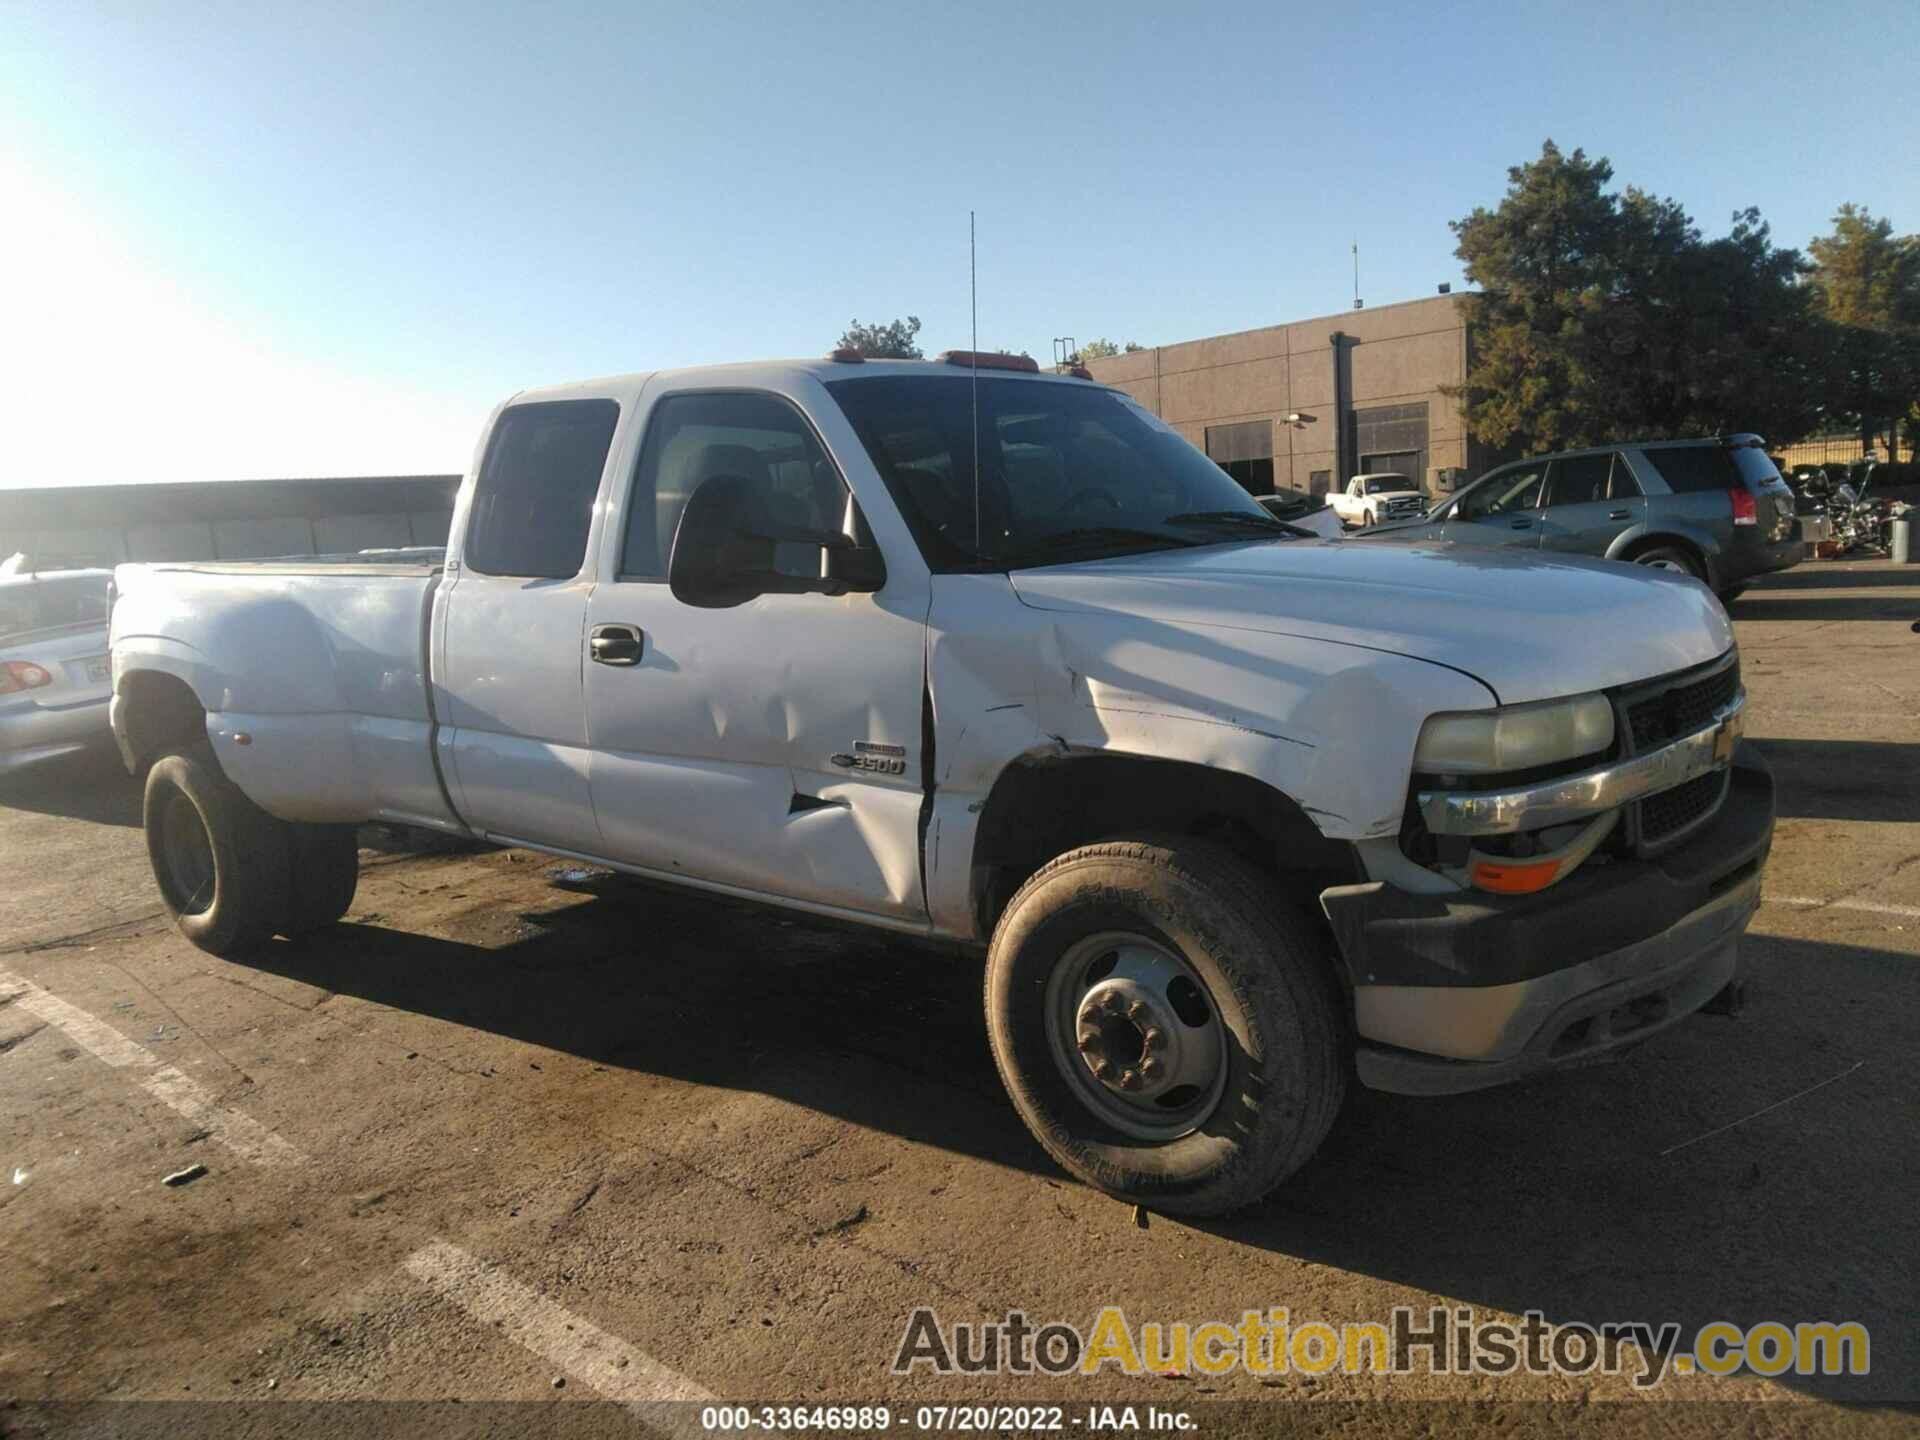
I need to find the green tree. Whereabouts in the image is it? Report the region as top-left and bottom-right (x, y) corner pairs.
(1805, 205), (1920, 455)
(1448, 141), (1824, 453)
(837, 316), (923, 359)
(1068, 338), (1144, 364)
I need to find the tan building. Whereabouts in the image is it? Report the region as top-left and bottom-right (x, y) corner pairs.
(1082, 293), (1493, 500)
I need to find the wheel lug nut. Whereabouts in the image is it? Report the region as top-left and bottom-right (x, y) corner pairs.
(1141, 1058), (1163, 1079)
(1142, 1026), (1163, 1049)
(1127, 1001), (1148, 1022)
(1101, 992), (1125, 1014)
(1119, 1069), (1143, 1091)
(1076, 1030), (1099, 1054)
(1091, 1059), (1113, 1080)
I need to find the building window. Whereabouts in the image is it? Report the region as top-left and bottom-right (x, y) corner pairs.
(1204, 420), (1275, 495)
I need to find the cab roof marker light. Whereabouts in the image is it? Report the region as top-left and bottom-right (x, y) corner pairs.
(934, 350), (1041, 374)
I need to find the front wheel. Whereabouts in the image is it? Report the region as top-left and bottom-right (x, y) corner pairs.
(985, 836), (1347, 1216)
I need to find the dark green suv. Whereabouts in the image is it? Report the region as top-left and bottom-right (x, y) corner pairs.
(1362, 435), (1802, 600)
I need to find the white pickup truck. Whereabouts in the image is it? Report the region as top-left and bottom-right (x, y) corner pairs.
(110, 354), (1772, 1215)
(1328, 471), (1428, 528)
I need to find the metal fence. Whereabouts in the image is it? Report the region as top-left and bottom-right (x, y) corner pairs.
(1776, 433), (1915, 471)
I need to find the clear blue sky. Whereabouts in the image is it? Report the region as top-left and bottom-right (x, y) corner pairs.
(2, 0), (1913, 485)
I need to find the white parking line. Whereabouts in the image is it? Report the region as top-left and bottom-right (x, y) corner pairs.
(0, 968), (307, 1167)
(1765, 895), (1920, 920)
(2, 973), (152, 1067)
(403, 1239), (714, 1427)
(141, 1064), (304, 1167)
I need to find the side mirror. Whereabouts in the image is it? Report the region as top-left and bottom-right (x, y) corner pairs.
(667, 473), (887, 610)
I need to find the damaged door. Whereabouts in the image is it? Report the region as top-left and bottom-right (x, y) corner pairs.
(582, 386), (930, 922)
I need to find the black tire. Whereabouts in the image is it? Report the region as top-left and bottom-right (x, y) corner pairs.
(1633, 545), (1704, 581)
(144, 744), (293, 957)
(985, 835), (1348, 1217)
(283, 823), (361, 934)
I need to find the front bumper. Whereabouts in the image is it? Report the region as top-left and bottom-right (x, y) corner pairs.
(1321, 745), (1774, 1095)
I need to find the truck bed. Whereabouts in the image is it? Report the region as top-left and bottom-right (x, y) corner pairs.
(110, 555), (460, 832)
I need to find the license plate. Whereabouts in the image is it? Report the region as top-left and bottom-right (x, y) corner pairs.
(85, 656), (111, 683)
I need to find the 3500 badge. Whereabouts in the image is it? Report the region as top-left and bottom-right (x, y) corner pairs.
(830, 741), (908, 776)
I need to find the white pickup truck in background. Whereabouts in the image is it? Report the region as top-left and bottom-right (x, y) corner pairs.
(1328, 471), (1428, 528)
(109, 354), (1773, 1215)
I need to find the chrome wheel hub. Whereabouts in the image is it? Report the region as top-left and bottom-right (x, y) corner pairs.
(1045, 933), (1228, 1140)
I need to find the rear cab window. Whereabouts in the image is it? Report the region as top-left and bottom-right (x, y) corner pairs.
(465, 400), (620, 578)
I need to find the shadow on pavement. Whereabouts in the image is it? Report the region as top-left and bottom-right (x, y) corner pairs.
(1725, 594), (1920, 622)
(1749, 565), (1920, 592)
(0, 742), (141, 826)
(1751, 738), (1920, 823)
(239, 867), (1916, 1402)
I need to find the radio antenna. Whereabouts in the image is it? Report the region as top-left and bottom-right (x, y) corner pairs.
(970, 209), (981, 561)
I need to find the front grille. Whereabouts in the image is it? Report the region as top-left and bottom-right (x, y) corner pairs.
(1638, 768), (1729, 845)
(1616, 651), (1741, 853)
(1626, 655), (1741, 748)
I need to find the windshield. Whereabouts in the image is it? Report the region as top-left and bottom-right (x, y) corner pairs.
(1364, 475), (1410, 494)
(825, 375), (1293, 570)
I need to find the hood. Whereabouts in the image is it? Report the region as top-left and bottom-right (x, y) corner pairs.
(1008, 537), (1733, 705)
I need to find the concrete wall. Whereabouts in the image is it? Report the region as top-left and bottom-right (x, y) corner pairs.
(1084, 294), (1485, 497)
(0, 475), (460, 570)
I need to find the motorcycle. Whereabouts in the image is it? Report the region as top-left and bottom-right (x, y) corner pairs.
(1792, 463), (1890, 554)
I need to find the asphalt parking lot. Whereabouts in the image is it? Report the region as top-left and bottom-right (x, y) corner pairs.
(1, 557), (1916, 1435)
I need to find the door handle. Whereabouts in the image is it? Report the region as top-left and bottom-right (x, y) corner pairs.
(1509, 517), (1532, 529)
(589, 623), (644, 666)
(1608, 509), (1631, 520)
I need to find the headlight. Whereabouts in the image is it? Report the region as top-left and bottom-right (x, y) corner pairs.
(1414, 692), (1615, 775)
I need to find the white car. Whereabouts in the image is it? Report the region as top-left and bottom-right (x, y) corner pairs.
(0, 569), (114, 773)
(1328, 471), (1427, 527)
(109, 354), (1771, 1216)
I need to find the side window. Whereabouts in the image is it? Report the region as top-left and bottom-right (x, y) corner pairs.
(1544, 454), (1613, 508)
(465, 400), (619, 579)
(622, 392), (848, 581)
(1459, 466), (1544, 519)
(1609, 454), (1643, 499)
(1644, 446), (1739, 493)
